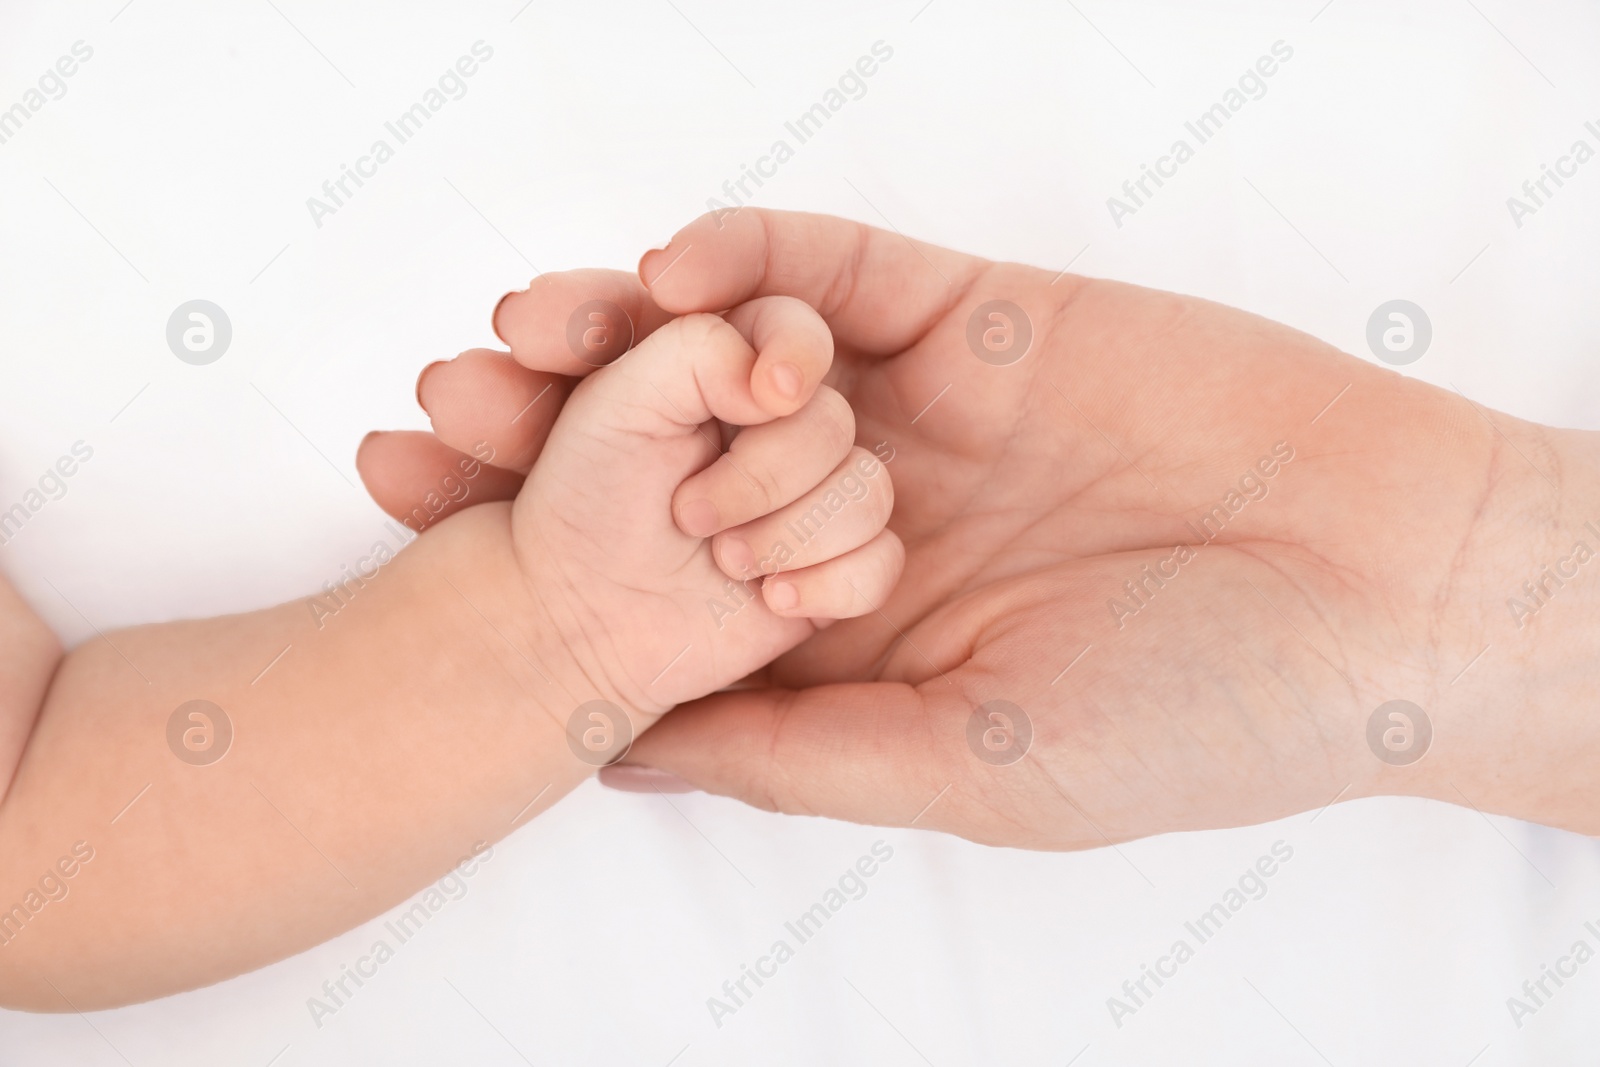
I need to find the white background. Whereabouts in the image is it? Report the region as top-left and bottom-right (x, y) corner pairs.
(2, 0), (1599, 1063)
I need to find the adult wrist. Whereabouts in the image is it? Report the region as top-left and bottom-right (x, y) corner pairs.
(1423, 424), (1600, 833)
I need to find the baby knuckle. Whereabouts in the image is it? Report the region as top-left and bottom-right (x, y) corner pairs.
(873, 533), (906, 585)
(665, 312), (738, 357)
(841, 446), (893, 517)
(809, 386), (855, 456)
(875, 467), (895, 515)
(747, 462), (787, 514)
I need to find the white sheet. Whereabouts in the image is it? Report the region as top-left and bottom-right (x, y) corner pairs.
(2, 1), (1597, 1062)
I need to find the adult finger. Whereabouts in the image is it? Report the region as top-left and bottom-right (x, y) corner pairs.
(601, 682), (955, 831)
(355, 431), (524, 531)
(416, 349), (573, 473)
(492, 268), (675, 376)
(638, 208), (988, 356)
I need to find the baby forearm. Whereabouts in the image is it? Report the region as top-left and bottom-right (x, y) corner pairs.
(0, 578), (61, 799)
(0, 502), (579, 1011)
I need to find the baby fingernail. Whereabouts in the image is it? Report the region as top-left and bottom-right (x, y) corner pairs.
(598, 764), (697, 794)
(416, 360), (446, 412)
(765, 579), (799, 611)
(678, 498), (720, 538)
(769, 362), (803, 401)
(719, 536), (756, 576)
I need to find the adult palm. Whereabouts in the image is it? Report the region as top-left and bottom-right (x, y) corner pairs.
(360, 209), (1597, 848)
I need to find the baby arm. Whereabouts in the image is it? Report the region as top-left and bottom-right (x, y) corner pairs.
(0, 296), (898, 1011)
(0, 501), (581, 1011)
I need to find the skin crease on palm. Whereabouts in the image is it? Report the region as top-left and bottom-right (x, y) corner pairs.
(361, 207), (1600, 851)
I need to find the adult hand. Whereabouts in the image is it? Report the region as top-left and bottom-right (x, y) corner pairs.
(359, 209), (1600, 848)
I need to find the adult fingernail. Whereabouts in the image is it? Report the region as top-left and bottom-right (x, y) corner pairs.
(416, 360), (446, 413)
(678, 498), (720, 539)
(637, 243), (671, 286)
(765, 578), (799, 611)
(598, 764), (698, 793)
(718, 535), (756, 577)
(492, 289), (519, 345)
(769, 362), (803, 402)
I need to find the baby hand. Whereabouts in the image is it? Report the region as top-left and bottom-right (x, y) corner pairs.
(512, 296), (902, 723)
